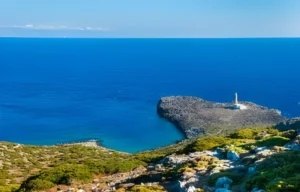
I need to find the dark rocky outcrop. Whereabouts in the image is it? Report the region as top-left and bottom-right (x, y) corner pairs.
(157, 96), (286, 138)
(275, 117), (300, 131)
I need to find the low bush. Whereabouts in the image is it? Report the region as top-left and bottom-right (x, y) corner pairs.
(278, 129), (298, 139)
(185, 136), (249, 152)
(230, 127), (279, 140)
(130, 185), (166, 192)
(19, 179), (55, 191)
(254, 136), (290, 147)
(0, 184), (20, 192)
(18, 164), (92, 191)
(0, 170), (9, 180)
(0, 179), (7, 186)
(245, 151), (300, 190)
(135, 153), (166, 163)
(266, 176), (300, 191)
(186, 136), (228, 152)
(85, 159), (146, 174)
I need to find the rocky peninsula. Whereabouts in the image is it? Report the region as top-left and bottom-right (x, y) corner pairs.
(157, 96), (286, 138)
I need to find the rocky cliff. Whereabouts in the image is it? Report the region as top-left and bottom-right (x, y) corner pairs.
(157, 96), (286, 138)
(275, 117), (300, 131)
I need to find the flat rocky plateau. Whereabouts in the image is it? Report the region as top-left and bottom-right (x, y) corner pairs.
(157, 96), (287, 138)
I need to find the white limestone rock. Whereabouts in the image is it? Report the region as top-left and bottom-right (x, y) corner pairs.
(226, 151), (239, 161)
(254, 146), (267, 153)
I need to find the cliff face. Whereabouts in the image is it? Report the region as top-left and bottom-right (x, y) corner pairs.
(157, 96), (286, 138)
(275, 117), (300, 131)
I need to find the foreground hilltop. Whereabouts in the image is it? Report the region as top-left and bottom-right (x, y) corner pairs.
(157, 96), (286, 138)
(1, 127), (300, 192)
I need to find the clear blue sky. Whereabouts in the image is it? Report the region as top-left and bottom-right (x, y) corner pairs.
(0, 0), (299, 38)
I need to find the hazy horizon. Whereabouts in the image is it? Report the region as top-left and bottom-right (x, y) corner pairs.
(1, 0), (300, 38)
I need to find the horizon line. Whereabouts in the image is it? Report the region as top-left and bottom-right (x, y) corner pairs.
(1, 36), (300, 39)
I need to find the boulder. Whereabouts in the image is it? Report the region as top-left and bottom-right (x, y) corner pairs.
(284, 135), (300, 151)
(119, 183), (135, 189)
(189, 150), (222, 159)
(248, 166), (256, 173)
(226, 151), (239, 161)
(155, 164), (163, 170)
(254, 146), (267, 153)
(160, 155), (190, 166)
(186, 186), (197, 192)
(133, 165), (147, 173)
(174, 180), (187, 192)
(215, 177), (233, 189)
(257, 149), (274, 158)
(182, 172), (196, 180)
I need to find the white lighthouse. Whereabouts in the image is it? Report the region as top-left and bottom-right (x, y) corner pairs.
(231, 92), (247, 110)
(234, 92), (238, 105)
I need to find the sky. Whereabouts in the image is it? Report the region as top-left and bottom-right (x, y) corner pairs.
(0, 0), (300, 38)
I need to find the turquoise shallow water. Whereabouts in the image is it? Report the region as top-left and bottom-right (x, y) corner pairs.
(0, 38), (299, 153)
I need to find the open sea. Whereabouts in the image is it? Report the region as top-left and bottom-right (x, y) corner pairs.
(0, 38), (299, 153)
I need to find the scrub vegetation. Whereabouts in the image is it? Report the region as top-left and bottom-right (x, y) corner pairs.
(0, 127), (299, 191)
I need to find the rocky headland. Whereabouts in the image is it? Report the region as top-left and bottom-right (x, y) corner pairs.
(157, 96), (287, 138)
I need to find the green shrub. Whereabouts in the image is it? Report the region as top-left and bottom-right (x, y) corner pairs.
(0, 179), (7, 186)
(130, 185), (166, 192)
(85, 159), (146, 174)
(245, 151), (300, 190)
(135, 153), (165, 163)
(0, 185), (19, 192)
(19, 179), (55, 191)
(18, 164), (92, 191)
(185, 136), (248, 152)
(254, 136), (290, 147)
(186, 136), (228, 152)
(266, 176), (300, 191)
(279, 129), (298, 139)
(0, 170), (9, 180)
(230, 127), (279, 140)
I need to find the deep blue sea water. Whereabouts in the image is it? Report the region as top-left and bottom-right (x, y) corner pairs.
(0, 38), (300, 153)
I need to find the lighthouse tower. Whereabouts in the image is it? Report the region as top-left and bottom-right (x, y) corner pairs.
(231, 92), (247, 110)
(234, 92), (238, 105)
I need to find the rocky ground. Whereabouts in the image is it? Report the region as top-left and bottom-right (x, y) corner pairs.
(157, 96), (287, 138)
(1, 127), (299, 192)
(24, 128), (298, 192)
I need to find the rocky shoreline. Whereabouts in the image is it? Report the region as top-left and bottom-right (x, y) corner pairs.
(157, 96), (290, 138)
(56, 140), (101, 148)
(56, 140), (131, 154)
